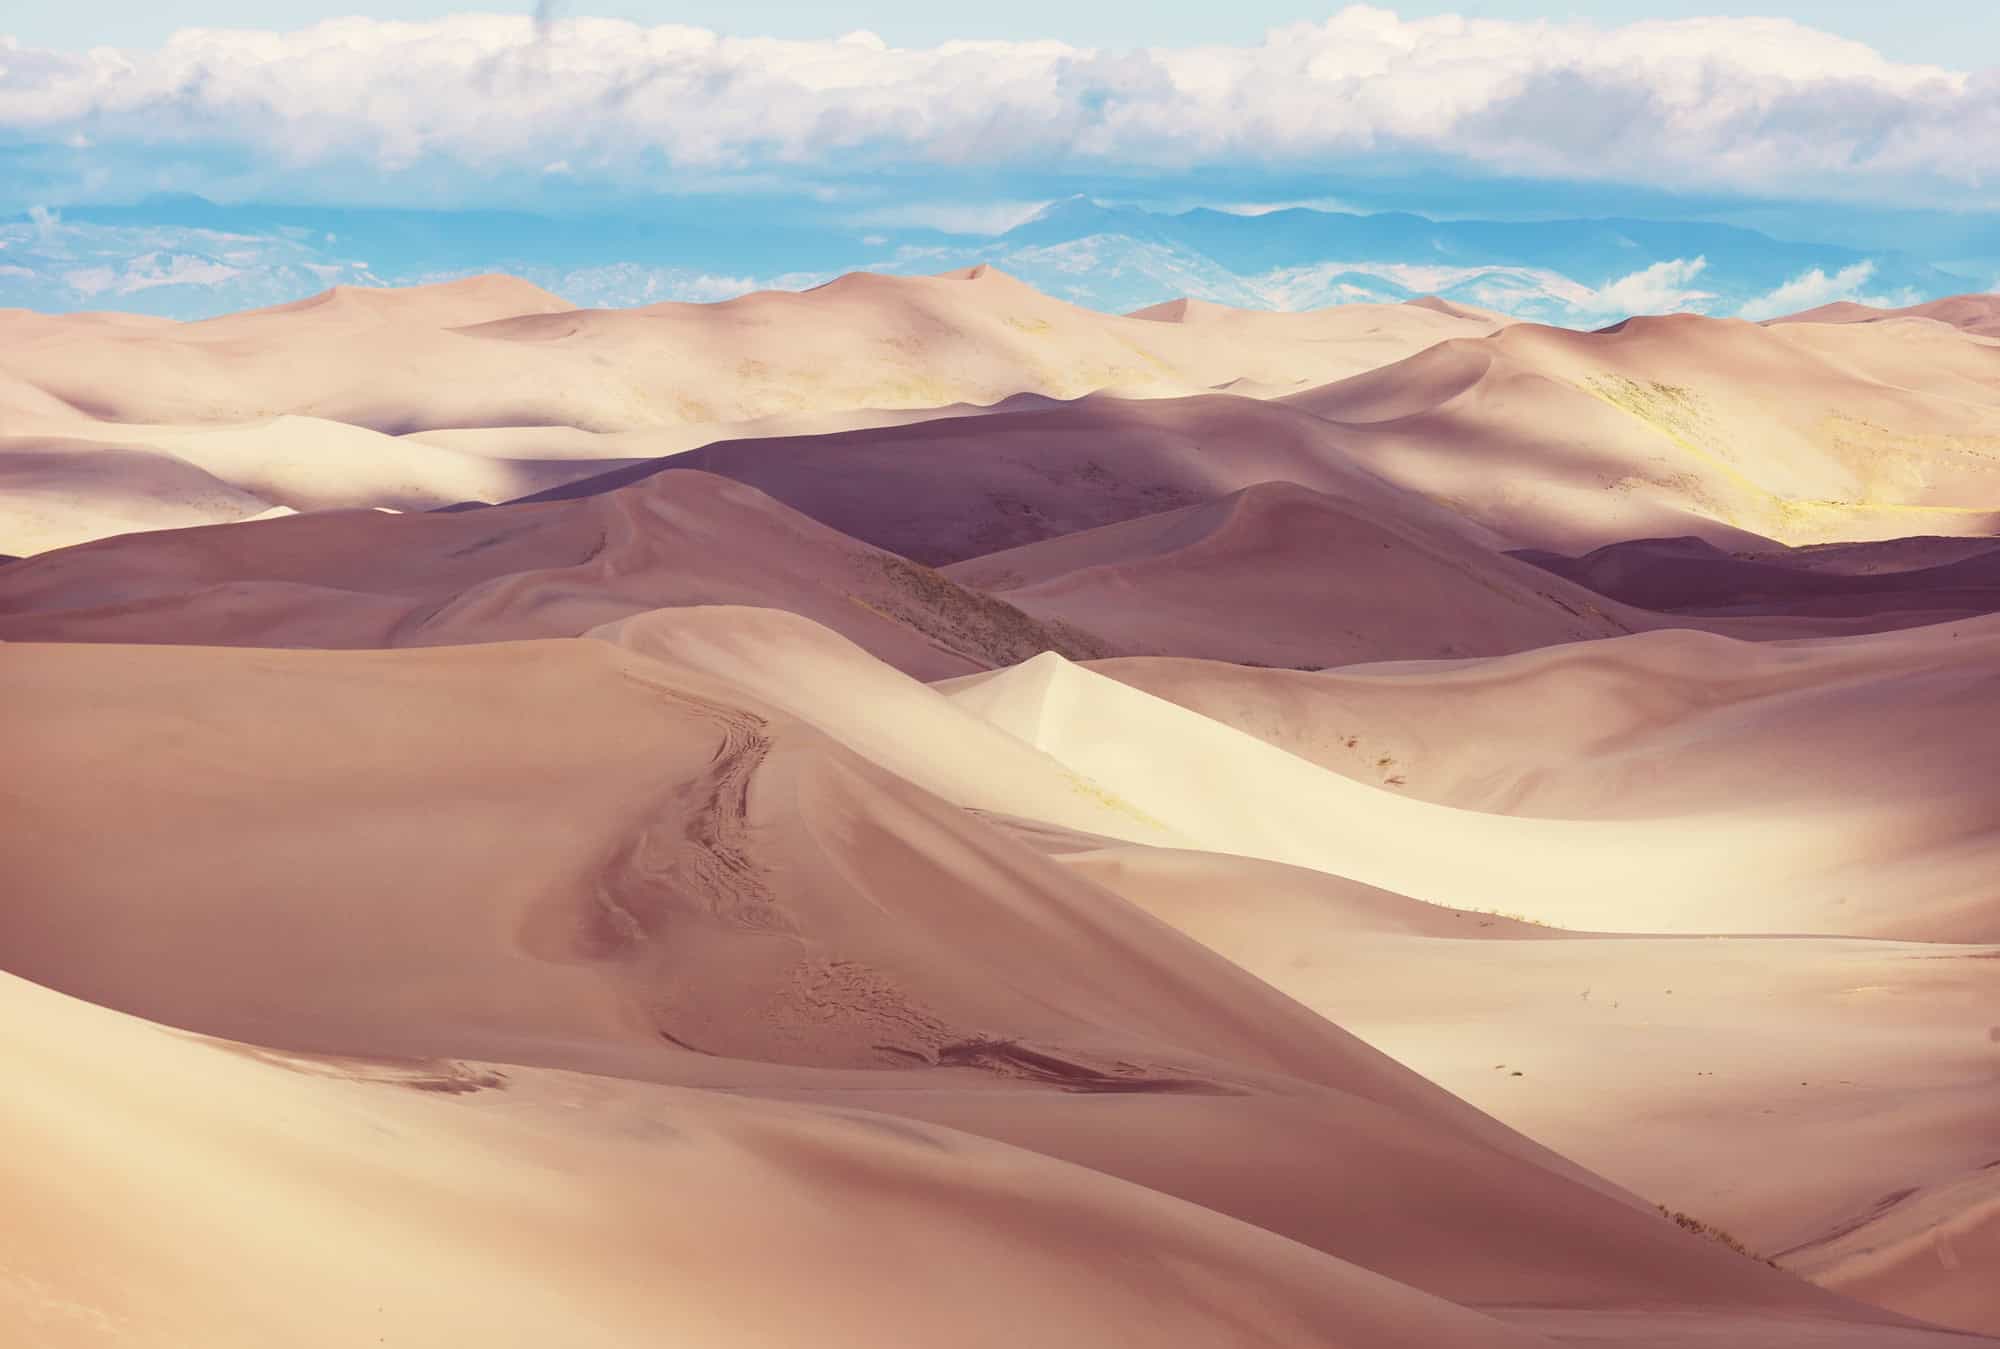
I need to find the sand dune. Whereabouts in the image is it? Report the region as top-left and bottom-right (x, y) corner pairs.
(0, 469), (1104, 677)
(10, 272), (1999, 564)
(0, 271), (1514, 554)
(524, 392), (1416, 563)
(0, 270), (1501, 441)
(939, 637), (2000, 940)
(1057, 842), (2000, 1338)
(1777, 292), (2000, 339)
(943, 479), (1642, 666)
(7, 973), (1568, 1349)
(1516, 532), (2000, 624)
(0, 435), (280, 554)
(6, 258), (2000, 1347)
(0, 415), (649, 555)
(1285, 313), (2000, 550)
(1087, 617), (2000, 818)
(517, 304), (2000, 576)
(7, 633), (1978, 1348)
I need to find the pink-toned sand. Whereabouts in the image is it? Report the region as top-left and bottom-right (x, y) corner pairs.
(5, 276), (2000, 1346)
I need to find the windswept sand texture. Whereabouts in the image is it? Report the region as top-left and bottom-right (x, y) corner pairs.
(4, 277), (2000, 1345)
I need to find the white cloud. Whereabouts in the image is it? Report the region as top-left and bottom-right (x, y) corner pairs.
(0, 8), (1995, 205)
(62, 252), (243, 296)
(1568, 257), (1716, 317)
(1734, 260), (1921, 319)
(852, 201), (1053, 235)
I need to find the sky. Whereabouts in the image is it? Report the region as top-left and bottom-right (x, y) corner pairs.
(8, 2), (1997, 70)
(4, 2), (1999, 226)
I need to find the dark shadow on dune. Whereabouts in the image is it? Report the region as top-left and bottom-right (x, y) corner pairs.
(1515, 534), (2000, 620)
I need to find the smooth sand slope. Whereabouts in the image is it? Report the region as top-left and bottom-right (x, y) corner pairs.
(4, 973), (1556, 1349)
(0, 469), (1106, 677)
(942, 479), (1642, 666)
(9, 634), (1967, 1347)
(1058, 843), (2000, 1338)
(1002, 625), (2000, 1333)
(937, 629), (2000, 941)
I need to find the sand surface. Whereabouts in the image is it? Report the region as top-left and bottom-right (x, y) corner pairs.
(0, 271), (1502, 555)
(5, 277), (2000, 1345)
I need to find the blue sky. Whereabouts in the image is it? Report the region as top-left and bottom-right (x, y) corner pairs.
(10, 2), (1996, 68)
(5, 2), (1997, 318)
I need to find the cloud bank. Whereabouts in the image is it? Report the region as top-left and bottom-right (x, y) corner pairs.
(2, 6), (1997, 208)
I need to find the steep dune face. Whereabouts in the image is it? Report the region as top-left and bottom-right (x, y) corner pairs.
(4, 634), (1917, 1344)
(943, 480), (1642, 667)
(1286, 314), (2000, 551)
(0, 470), (1102, 677)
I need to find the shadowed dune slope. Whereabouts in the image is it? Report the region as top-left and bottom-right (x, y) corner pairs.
(516, 392), (1510, 564)
(0, 470), (1104, 678)
(3, 633), (1944, 1344)
(943, 480), (1644, 667)
(0, 272), (1511, 554)
(1515, 533), (2000, 623)
(515, 307), (2000, 570)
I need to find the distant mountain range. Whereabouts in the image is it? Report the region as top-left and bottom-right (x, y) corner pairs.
(0, 193), (1981, 323)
